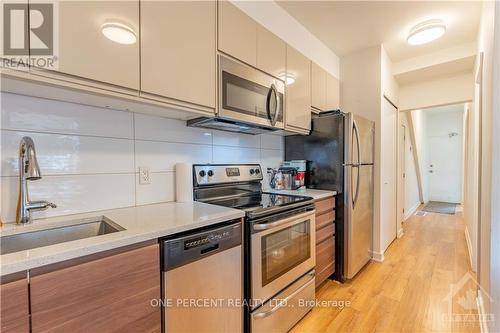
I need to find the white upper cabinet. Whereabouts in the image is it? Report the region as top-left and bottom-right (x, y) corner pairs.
(38, 1), (140, 90)
(218, 1), (257, 67)
(311, 62), (327, 111)
(326, 73), (340, 110)
(285, 46), (311, 133)
(256, 25), (286, 79)
(141, 1), (216, 109)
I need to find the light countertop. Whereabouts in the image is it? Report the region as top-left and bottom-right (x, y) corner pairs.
(264, 188), (337, 200)
(0, 202), (244, 276)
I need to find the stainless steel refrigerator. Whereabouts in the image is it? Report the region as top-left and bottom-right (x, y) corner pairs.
(285, 111), (374, 281)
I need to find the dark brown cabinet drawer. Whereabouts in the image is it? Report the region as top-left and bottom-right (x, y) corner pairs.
(316, 237), (335, 275)
(316, 210), (335, 230)
(0, 274), (29, 333)
(316, 223), (334, 244)
(30, 242), (161, 333)
(315, 196), (335, 215)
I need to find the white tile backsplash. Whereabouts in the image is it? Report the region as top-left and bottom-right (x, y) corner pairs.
(134, 113), (212, 144)
(212, 131), (261, 148)
(0, 92), (284, 222)
(135, 140), (212, 172)
(135, 172), (176, 205)
(1, 174), (136, 222)
(1, 130), (135, 176)
(2, 93), (134, 138)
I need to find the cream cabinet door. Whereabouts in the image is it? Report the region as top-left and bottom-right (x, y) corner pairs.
(256, 25), (286, 79)
(286, 46), (311, 132)
(311, 62), (327, 111)
(326, 73), (340, 110)
(40, 1), (139, 90)
(218, 1), (257, 67)
(141, 1), (216, 109)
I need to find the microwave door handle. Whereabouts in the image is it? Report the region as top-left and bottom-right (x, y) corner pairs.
(253, 271), (315, 319)
(266, 84), (279, 126)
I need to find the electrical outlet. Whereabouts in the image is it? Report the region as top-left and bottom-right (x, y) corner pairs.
(139, 167), (151, 185)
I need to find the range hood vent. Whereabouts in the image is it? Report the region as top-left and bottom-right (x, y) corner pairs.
(187, 117), (278, 135)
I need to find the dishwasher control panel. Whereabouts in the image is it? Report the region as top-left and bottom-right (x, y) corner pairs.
(162, 221), (242, 271)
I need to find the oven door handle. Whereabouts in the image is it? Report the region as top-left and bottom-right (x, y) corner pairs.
(253, 271), (315, 319)
(252, 211), (313, 231)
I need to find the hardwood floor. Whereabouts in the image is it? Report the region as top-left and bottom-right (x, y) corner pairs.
(292, 211), (480, 333)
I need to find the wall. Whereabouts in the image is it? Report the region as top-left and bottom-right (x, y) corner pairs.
(474, 0), (497, 325)
(490, 0), (500, 326)
(0, 92), (284, 223)
(399, 71), (474, 111)
(410, 109), (429, 203)
(232, 0), (340, 78)
(463, 102), (479, 271)
(400, 112), (420, 219)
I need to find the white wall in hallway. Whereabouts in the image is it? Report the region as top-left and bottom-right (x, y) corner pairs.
(0, 92), (284, 223)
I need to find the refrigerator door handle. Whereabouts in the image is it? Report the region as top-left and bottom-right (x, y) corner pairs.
(352, 120), (361, 208)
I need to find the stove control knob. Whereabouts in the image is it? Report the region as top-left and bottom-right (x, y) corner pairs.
(207, 170), (214, 177)
(250, 169), (255, 175)
(199, 170), (206, 177)
(255, 169), (260, 175)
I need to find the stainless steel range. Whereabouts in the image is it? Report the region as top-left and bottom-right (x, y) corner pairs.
(193, 164), (316, 333)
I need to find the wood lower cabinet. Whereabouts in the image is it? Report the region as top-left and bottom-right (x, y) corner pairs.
(314, 196), (335, 288)
(141, 0), (216, 110)
(0, 274), (30, 333)
(30, 242), (160, 333)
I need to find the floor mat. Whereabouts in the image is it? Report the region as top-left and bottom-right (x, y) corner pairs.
(421, 201), (458, 215)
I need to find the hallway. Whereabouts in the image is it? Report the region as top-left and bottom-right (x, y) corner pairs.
(292, 211), (480, 333)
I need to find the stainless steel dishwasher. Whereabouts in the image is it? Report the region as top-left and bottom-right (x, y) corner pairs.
(161, 220), (243, 333)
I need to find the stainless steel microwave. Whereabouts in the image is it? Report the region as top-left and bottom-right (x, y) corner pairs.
(188, 55), (285, 135)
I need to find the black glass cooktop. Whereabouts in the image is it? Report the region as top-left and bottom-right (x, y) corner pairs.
(206, 192), (313, 218)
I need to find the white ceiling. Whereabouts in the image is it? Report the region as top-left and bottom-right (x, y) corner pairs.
(277, 1), (482, 62)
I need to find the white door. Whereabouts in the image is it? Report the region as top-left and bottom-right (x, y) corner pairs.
(428, 134), (463, 203)
(380, 98), (398, 251)
(426, 109), (463, 203)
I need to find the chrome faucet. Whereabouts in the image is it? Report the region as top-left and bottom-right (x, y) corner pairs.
(16, 137), (56, 224)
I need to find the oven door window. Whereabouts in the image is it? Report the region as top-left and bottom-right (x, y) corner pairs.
(261, 220), (311, 286)
(222, 71), (283, 122)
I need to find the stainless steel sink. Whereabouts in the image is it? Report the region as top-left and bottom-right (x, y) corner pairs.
(0, 217), (125, 255)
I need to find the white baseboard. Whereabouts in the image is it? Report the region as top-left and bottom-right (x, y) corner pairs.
(464, 225), (475, 270)
(477, 291), (489, 333)
(404, 202), (420, 220)
(370, 250), (385, 262)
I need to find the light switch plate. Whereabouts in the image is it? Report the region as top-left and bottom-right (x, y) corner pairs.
(139, 167), (151, 185)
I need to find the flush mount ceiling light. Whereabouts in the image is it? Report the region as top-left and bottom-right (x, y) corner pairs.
(101, 22), (137, 45)
(278, 72), (295, 85)
(407, 19), (446, 45)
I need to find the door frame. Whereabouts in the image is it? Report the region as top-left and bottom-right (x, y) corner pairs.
(399, 123), (406, 225)
(383, 95), (402, 240)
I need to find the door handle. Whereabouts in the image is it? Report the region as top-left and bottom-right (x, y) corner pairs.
(266, 84), (280, 126)
(352, 120), (361, 208)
